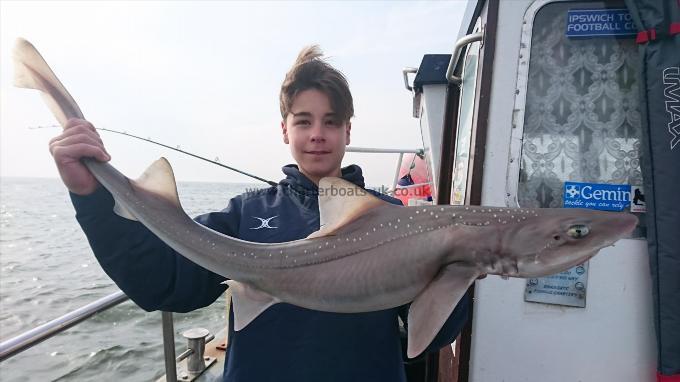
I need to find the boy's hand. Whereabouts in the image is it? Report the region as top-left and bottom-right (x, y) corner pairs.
(49, 118), (111, 196)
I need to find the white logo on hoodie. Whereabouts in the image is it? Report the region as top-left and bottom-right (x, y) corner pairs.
(250, 216), (278, 230)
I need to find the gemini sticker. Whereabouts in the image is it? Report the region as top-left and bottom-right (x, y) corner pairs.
(563, 182), (631, 211)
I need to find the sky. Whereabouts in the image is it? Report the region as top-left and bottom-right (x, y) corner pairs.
(0, 1), (467, 188)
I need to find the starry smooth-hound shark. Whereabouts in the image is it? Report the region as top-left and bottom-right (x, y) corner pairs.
(13, 38), (638, 358)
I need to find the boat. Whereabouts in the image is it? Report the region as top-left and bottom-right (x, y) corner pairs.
(2, 0), (678, 381)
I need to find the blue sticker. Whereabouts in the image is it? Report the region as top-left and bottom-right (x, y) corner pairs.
(563, 182), (631, 211)
(566, 9), (637, 38)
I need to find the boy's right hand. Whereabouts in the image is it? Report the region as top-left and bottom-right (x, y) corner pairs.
(49, 118), (111, 196)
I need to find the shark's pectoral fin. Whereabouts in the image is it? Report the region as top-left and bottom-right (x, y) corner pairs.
(308, 177), (393, 239)
(406, 265), (479, 359)
(226, 280), (280, 331)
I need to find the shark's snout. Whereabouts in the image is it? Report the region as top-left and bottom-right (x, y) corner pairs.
(619, 213), (639, 237)
(595, 211), (638, 246)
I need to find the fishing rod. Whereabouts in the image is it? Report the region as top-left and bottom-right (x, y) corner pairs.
(30, 124), (278, 186)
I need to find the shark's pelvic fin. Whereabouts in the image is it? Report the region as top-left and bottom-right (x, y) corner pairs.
(13, 38), (84, 126)
(226, 280), (280, 331)
(307, 177), (390, 239)
(406, 265), (478, 359)
(112, 201), (138, 221)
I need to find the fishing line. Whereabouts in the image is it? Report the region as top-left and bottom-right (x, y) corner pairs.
(29, 124), (278, 186)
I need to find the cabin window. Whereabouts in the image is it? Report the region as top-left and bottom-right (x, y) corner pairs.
(451, 25), (481, 206)
(517, 1), (643, 210)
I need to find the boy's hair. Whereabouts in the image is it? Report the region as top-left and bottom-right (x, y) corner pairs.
(280, 45), (354, 123)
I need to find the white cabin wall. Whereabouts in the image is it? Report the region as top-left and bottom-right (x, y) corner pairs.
(478, 0), (525, 208)
(468, 1), (657, 381)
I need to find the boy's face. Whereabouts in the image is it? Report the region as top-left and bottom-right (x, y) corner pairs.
(281, 88), (351, 184)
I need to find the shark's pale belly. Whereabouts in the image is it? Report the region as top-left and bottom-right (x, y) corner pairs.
(251, 231), (450, 313)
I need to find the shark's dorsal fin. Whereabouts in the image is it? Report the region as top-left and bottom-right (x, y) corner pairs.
(134, 158), (181, 207)
(113, 158), (181, 220)
(307, 177), (389, 239)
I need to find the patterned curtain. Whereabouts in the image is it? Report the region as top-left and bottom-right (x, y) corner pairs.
(518, 4), (642, 208)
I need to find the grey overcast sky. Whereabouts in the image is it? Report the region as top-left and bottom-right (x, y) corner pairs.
(0, 1), (466, 187)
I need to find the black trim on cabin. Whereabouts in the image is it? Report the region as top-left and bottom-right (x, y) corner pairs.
(456, 1), (499, 382)
(429, 0), (499, 380)
(467, 0), (497, 207)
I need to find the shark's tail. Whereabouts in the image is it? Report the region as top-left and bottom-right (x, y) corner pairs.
(12, 38), (184, 224)
(13, 38), (84, 127)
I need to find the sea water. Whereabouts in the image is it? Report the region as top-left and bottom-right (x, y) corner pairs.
(0, 177), (259, 381)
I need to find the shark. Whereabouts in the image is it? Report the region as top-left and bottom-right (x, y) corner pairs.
(13, 38), (638, 358)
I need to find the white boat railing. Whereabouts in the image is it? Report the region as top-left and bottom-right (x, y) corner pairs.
(0, 290), (129, 362)
(0, 291), (188, 381)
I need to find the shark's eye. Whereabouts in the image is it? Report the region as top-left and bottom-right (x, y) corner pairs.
(567, 224), (590, 239)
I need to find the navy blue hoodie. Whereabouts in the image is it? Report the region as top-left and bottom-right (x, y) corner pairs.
(71, 164), (470, 382)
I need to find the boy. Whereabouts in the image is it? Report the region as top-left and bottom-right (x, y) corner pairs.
(49, 46), (470, 381)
